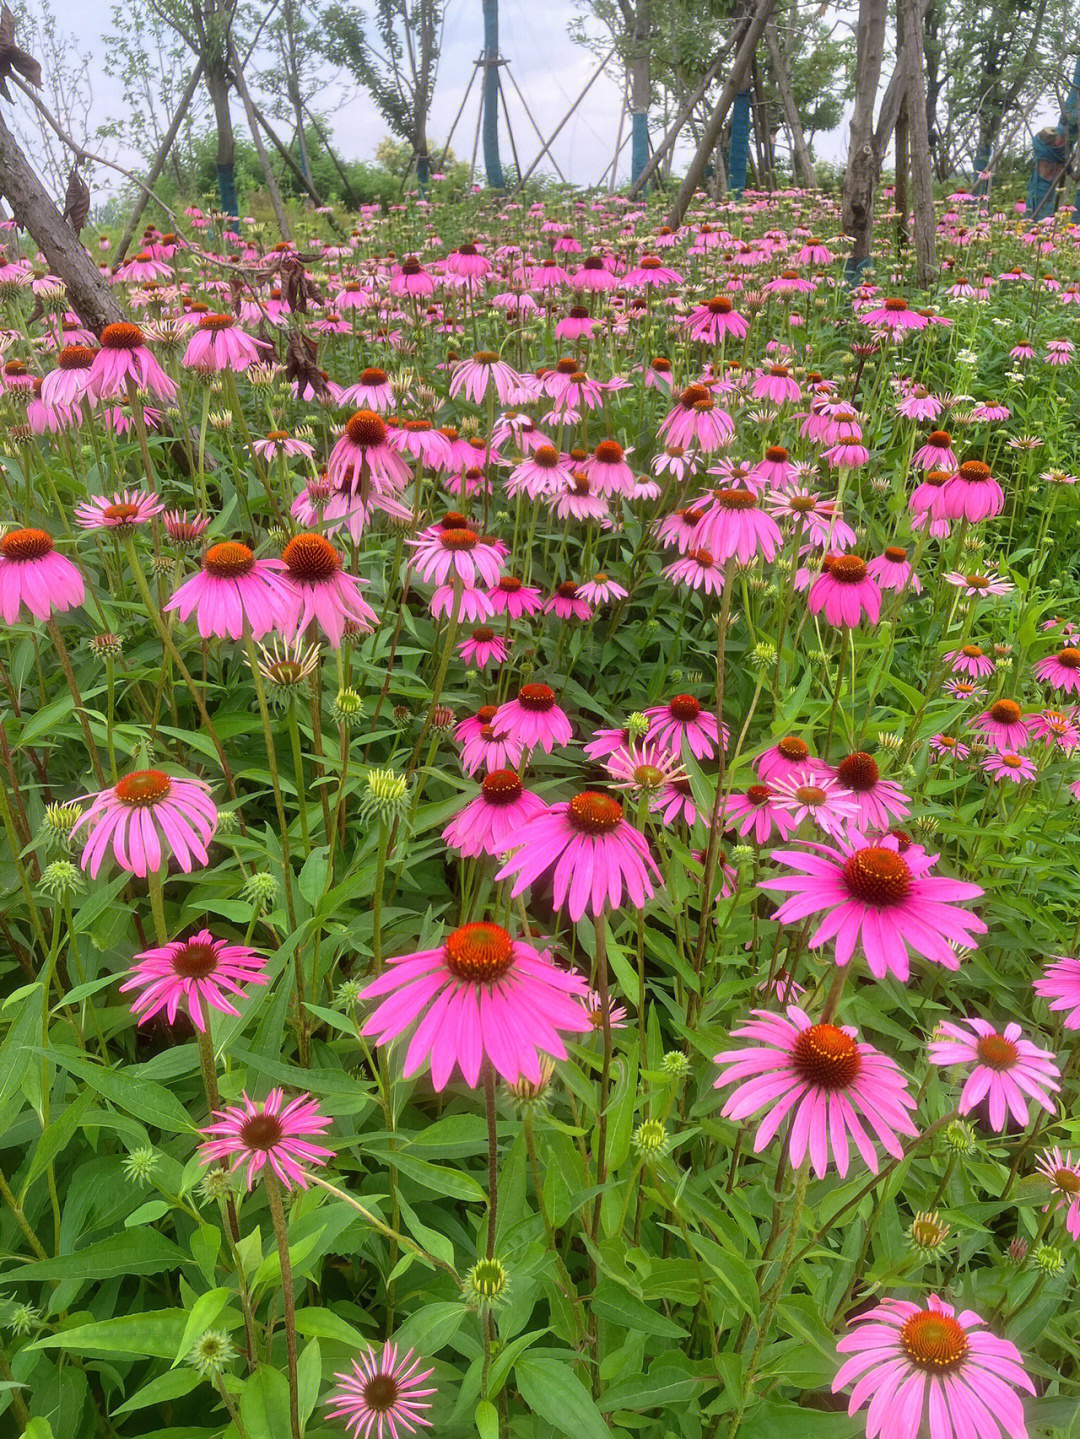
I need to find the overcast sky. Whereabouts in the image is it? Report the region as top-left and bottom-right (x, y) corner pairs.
(54, 0), (860, 195)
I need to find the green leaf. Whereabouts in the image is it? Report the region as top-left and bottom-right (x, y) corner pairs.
(514, 1355), (610, 1439)
(29, 1310), (188, 1357)
(597, 1353), (706, 1411)
(23, 1091), (91, 1191)
(7, 1229), (188, 1284)
(292, 1306), (368, 1349)
(33, 1047), (194, 1132)
(112, 1367), (203, 1415)
(361, 1146), (485, 1201)
(174, 1287), (231, 1365)
(0, 984), (42, 1106)
(240, 1365), (294, 1439)
(475, 1400), (500, 1439)
(298, 1338), (321, 1425)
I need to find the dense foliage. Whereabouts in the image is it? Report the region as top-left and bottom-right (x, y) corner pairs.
(1, 184), (1079, 1439)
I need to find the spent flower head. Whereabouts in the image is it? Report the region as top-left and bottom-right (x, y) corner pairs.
(188, 1329), (236, 1376)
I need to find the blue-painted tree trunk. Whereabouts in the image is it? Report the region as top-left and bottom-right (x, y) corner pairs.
(630, 110), (649, 187)
(728, 89), (752, 196)
(216, 165), (238, 221)
(482, 0), (504, 189)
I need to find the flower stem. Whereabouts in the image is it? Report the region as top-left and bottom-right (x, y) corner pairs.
(263, 1171), (302, 1439)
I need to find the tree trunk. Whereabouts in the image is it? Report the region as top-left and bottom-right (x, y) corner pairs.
(667, 0), (777, 227)
(117, 61), (204, 263)
(205, 58), (238, 217)
(893, 0), (909, 248)
(0, 108), (122, 335)
(283, 0), (312, 183)
(901, 0), (937, 286)
(228, 40), (291, 239)
(728, 88), (753, 194)
(629, 0), (651, 186)
(481, 0), (504, 189)
(764, 20), (815, 188)
(841, 0), (888, 279)
(628, 45), (729, 197)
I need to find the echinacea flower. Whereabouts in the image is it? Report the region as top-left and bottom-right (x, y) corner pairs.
(714, 1005), (918, 1178)
(409, 518), (503, 588)
(859, 296), (928, 330)
(927, 1018), (1059, 1131)
(165, 542), (294, 640)
(644, 694), (727, 761)
(199, 1088), (333, 1190)
(325, 1342), (436, 1439)
(867, 546), (922, 595)
(495, 792), (660, 921)
(770, 773), (860, 838)
(182, 313), (265, 372)
(719, 782), (796, 844)
(762, 834), (986, 982)
(0, 527), (84, 624)
(72, 769), (218, 878)
(442, 770), (547, 858)
(970, 699), (1033, 753)
(328, 410), (411, 495)
(946, 644), (995, 678)
(808, 556), (882, 627)
(1034, 1147), (1080, 1239)
(832, 752), (911, 831)
(983, 751), (1036, 784)
(945, 570), (1013, 598)
(74, 488), (163, 530)
(448, 350), (520, 404)
(359, 922), (591, 1087)
(755, 735), (817, 783)
(942, 459), (1004, 522)
(692, 488), (783, 564)
(1033, 646), (1080, 694)
(456, 705), (524, 776)
(281, 533), (378, 647)
(1034, 954), (1080, 1028)
(87, 321), (176, 400)
(833, 1294), (1035, 1439)
(457, 625), (508, 668)
(492, 684), (572, 753)
(121, 930), (267, 1031)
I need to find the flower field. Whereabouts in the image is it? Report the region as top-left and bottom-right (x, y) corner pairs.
(1, 189), (1080, 1439)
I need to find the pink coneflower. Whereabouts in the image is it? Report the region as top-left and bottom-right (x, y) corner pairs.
(867, 546), (922, 594)
(338, 366), (394, 410)
(929, 734), (970, 761)
(658, 384), (734, 452)
(40, 344), (96, 407)
(87, 321), (176, 400)
(571, 255), (616, 291)
(166, 541), (294, 640)
(755, 735), (817, 783)
(582, 439), (635, 497)
(326, 1343), (436, 1439)
(833, 752), (911, 831)
(281, 533), (377, 647)
(182, 313), (264, 372)
(970, 698), (1033, 753)
(752, 364), (801, 405)
(604, 740), (684, 795)
(543, 581), (592, 621)
(442, 770), (547, 858)
(360, 922), (590, 1087)
(942, 459), (1004, 522)
(449, 350), (520, 404)
(762, 834), (986, 982)
(72, 769), (218, 878)
(408, 517), (503, 588)
(495, 791), (659, 921)
(771, 773), (860, 838)
(896, 385), (943, 422)
(720, 782), (796, 844)
(251, 429), (314, 462)
(1035, 1147), (1080, 1238)
(946, 644), (995, 678)
(692, 489), (783, 564)
(1033, 646), (1080, 694)
(752, 444), (798, 489)
(808, 555), (882, 627)
(163, 511), (210, 548)
(0, 527), (84, 624)
(714, 1006), (918, 1178)
(833, 1294), (1035, 1437)
(944, 678), (986, 702)
(945, 570), (1013, 598)
(199, 1088), (333, 1190)
(664, 547), (725, 595)
(1034, 955), (1080, 1028)
(487, 575), (543, 618)
(507, 444), (572, 498)
(74, 488), (163, 530)
(550, 473), (611, 522)
(430, 583), (493, 624)
(928, 1018), (1059, 1131)
(492, 684), (572, 753)
(388, 256), (436, 296)
(982, 751), (1036, 784)
(645, 693), (727, 761)
(624, 254), (683, 287)
(455, 706), (523, 776)
(329, 411), (411, 495)
(684, 295), (749, 343)
(577, 573), (627, 605)
(121, 930), (267, 1031)
(912, 429), (958, 471)
(859, 296), (928, 330)
(457, 625), (508, 668)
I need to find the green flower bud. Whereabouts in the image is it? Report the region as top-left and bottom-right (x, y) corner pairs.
(38, 860), (83, 899)
(188, 1329), (235, 1376)
(633, 1119), (671, 1162)
(241, 871), (279, 913)
(467, 1257), (510, 1309)
(359, 768), (409, 823)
